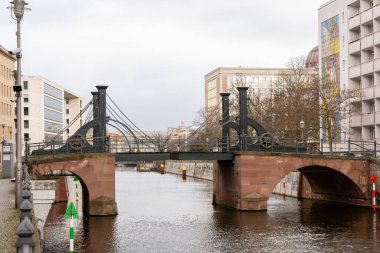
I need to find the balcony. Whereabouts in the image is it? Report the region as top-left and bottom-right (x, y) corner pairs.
(375, 58), (380, 72)
(375, 4), (380, 19)
(349, 40), (361, 54)
(376, 112), (380, 124)
(348, 0), (359, 6)
(362, 87), (374, 100)
(349, 14), (360, 30)
(361, 34), (374, 50)
(361, 8), (373, 24)
(374, 31), (380, 46)
(349, 64), (361, 78)
(350, 114), (362, 127)
(374, 85), (380, 97)
(361, 61), (374, 75)
(362, 113), (375, 126)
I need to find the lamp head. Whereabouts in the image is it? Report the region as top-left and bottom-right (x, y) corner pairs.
(299, 120), (305, 129)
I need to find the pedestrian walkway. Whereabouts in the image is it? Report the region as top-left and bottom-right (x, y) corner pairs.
(0, 179), (20, 253)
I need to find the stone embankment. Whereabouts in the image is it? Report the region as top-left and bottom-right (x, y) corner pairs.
(164, 161), (213, 181)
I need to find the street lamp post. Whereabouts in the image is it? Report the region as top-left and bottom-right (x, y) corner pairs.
(8, 0), (30, 208)
(300, 120), (305, 144)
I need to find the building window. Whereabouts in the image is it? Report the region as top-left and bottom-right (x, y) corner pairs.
(23, 97), (28, 103)
(24, 133), (29, 140)
(66, 100), (69, 104)
(370, 126), (375, 139)
(369, 75), (374, 86)
(23, 81), (28, 90)
(66, 129), (69, 134)
(370, 101), (375, 113)
(24, 120), (29, 129)
(66, 119), (69, 124)
(66, 109), (69, 114)
(24, 107), (29, 116)
(371, 1), (374, 7)
(369, 50), (374, 61)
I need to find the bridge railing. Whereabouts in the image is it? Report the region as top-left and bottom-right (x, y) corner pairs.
(108, 136), (311, 153)
(25, 136), (110, 161)
(319, 139), (380, 157)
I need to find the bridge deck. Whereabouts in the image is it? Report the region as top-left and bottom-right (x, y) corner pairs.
(115, 152), (234, 162)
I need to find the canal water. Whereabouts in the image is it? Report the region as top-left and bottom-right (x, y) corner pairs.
(43, 168), (379, 252)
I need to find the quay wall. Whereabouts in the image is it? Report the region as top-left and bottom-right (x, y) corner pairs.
(164, 161), (213, 181)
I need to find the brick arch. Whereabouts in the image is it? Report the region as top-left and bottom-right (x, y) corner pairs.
(213, 154), (371, 211)
(30, 155), (118, 216)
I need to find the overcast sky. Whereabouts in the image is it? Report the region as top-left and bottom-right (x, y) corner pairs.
(0, 0), (327, 131)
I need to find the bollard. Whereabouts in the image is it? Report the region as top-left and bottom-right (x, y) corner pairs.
(74, 176), (80, 210)
(19, 198), (33, 221)
(16, 216), (35, 253)
(182, 165), (186, 180)
(21, 189), (32, 201)
(64, 202), (79, 253)
(160, 163), (165, 174)
(371, 176), (377, 212)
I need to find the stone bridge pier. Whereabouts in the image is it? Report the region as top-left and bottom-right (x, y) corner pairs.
(213, 154), (371, 211)
(30, 154), (118, 216)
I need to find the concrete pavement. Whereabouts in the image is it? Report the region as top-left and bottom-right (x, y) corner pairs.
(0, 178), (19, 253)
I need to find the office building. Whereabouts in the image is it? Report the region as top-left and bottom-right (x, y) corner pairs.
(21, 76), (83, 146)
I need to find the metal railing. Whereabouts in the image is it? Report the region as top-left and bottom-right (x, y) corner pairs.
(25, 135), (380, 160)
(26, 136), (110, 161)
(16, 164), (36, 252)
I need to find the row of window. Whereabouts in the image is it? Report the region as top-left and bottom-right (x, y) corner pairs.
(0, 83), (12, 98)
(0, 65), (13, 81)
(0, 102), (12, 116)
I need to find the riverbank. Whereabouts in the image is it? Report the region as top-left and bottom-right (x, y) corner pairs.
(164, 161), (213, 181)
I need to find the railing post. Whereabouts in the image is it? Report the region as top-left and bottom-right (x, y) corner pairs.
(348, 137), (351, 154)
(53, 140), (55, 158)
(375, 141), (377, 157)
(296, 138), (298, 153)
(80, 136), (83, 154)
(321, 138), (323, 154)
(227, 135), (229, 152)
(271, 137), (274, 153)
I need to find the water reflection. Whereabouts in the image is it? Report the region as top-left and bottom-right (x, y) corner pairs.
(43, 168), (380, 252)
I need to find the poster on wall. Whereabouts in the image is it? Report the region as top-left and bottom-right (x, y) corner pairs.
(320, 15), (340, 141)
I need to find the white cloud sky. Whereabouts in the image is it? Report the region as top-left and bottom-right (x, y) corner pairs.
(0, 0), (327, 130)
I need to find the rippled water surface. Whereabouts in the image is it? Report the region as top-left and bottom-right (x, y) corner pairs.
(43, 169), (380, 252)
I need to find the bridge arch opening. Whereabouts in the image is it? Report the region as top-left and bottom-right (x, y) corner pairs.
(38, 171), (90, 215)
(271, 165), (366, 204)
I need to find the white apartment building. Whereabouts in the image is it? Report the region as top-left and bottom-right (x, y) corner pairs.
(319, 0), (380, 141)
(21, 76), (83, 146)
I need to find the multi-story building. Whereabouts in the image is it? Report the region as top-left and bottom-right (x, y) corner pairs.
(0, 45), (16, 165)
(204, 67), (289, 110)
(21, 76), (83, 146)
(319, 0), (380, 141)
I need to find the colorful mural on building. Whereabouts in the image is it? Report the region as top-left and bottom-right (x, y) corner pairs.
(320, 15), (340, 141)
(321, 15), (340, 87)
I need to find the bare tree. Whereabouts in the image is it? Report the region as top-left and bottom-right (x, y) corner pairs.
(319, 78), (359, 153)
(271, 57), (320, 141)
